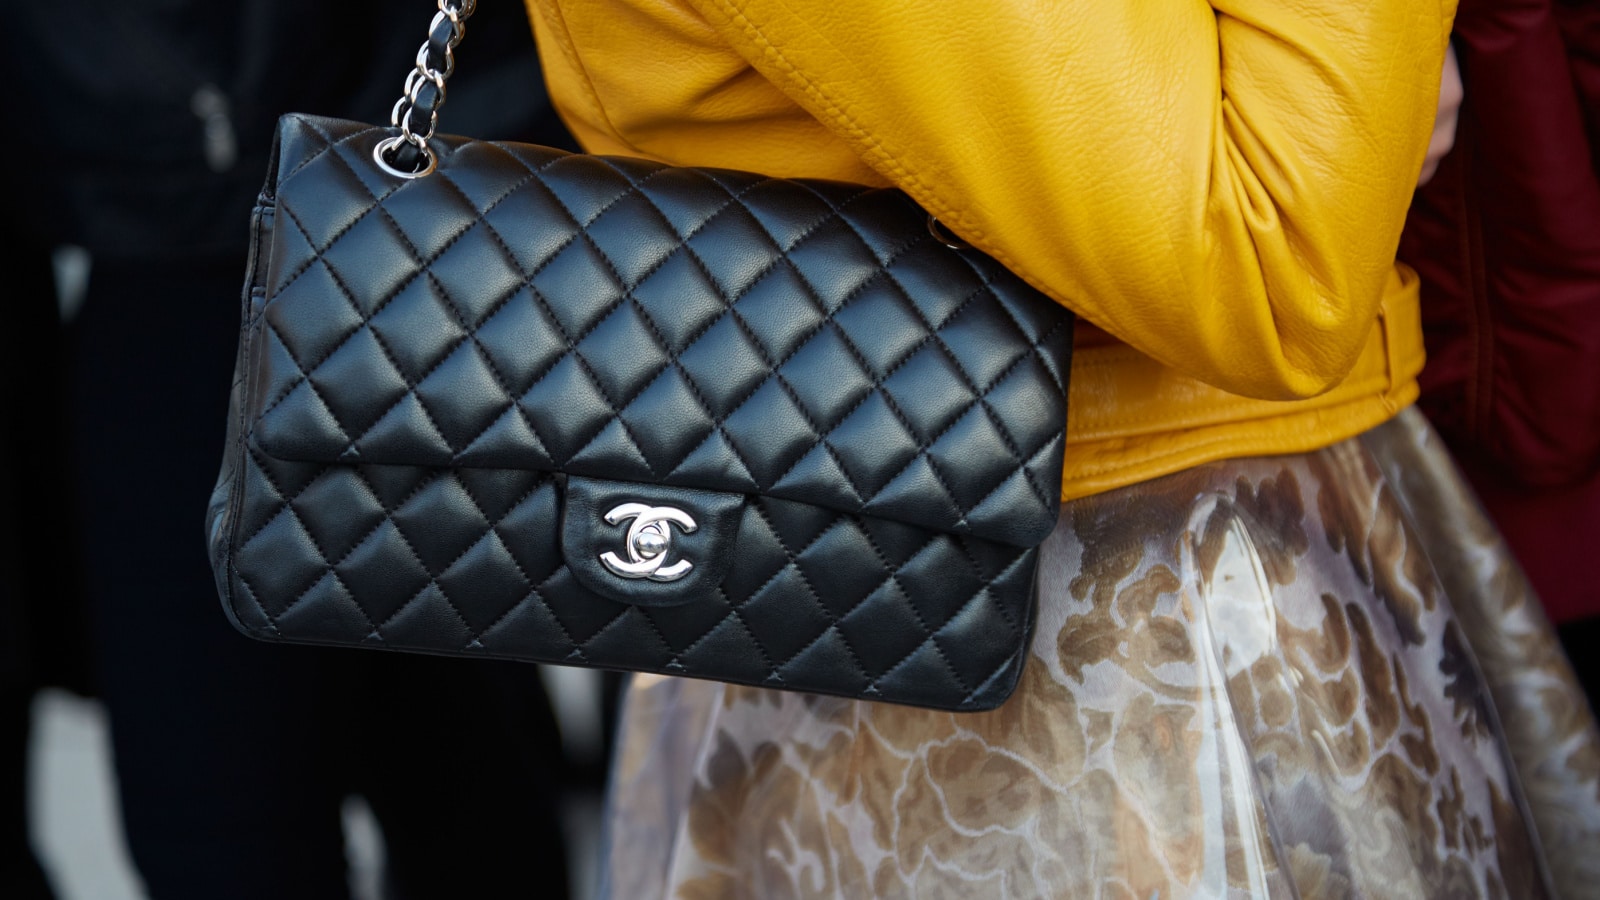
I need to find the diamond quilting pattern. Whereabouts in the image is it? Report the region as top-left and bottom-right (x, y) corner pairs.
(251, 116), (1070, 545)
(211, 115), (1072, 710)
(228, 452), (1041, 708)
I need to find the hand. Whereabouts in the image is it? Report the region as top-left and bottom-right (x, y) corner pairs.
(1417, 43), (1462, 188)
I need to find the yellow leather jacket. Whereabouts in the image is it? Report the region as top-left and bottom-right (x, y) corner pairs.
(524, 0), (1455, 499)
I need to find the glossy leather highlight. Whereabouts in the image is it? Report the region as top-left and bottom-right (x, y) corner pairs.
(209, 114), (1073, 710)
(525, 0), (1454, 499)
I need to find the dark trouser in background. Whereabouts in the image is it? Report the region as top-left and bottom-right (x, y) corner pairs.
(1560, 616), (1600, 719)
(69, 255), (570, 900)
(1, 215), (85, 900)
(0, 685), (53, 900)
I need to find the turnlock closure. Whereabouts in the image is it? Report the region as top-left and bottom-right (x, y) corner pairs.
(599, 504), (699, 583)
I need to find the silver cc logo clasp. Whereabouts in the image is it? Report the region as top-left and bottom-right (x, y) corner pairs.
(599, 503), (698, 582)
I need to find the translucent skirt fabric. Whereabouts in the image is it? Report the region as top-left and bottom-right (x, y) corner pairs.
(598, 408), (1600, 899)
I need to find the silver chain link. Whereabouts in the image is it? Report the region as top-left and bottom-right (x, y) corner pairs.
(374, 0), (478, 178)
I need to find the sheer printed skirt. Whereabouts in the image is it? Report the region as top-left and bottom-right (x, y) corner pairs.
(598, 408), (1600, 899)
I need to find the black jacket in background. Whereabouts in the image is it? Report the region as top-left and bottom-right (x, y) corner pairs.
(13, 0), (572, 260)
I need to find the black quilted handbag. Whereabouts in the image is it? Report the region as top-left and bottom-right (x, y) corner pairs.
(206, 0), (1073, 711)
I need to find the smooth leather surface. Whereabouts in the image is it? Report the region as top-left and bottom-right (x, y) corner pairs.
(525, 0), (1453, 499)
(209, 114), (1072, 710)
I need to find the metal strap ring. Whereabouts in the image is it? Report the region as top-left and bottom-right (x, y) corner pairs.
(377, 0), (475, 179)
(374, 135), (437, 179)
(927, 216), (972, 250)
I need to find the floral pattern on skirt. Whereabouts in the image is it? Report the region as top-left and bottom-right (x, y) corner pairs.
(598, 409), (1600, 899)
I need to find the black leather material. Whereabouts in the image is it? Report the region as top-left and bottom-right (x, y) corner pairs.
(208, 114), (1074, 710)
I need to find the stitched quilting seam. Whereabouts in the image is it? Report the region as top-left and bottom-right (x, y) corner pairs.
(362, 472), (520, 636)
(426, 469), (551, 638)
(229, 572), (278, 636)
(264, 135), (1063, 538)
(228, 117), (1061, 709)
(566, 160), (853, 490)
(259, 469), (384, 638)
(741, 501), (871, 676)
(744, 201), (966, 506)
(510, 160), (798, 477)
(853, 524), (972, 696)
(573, 158), (966, 510)
(234, 444), (322, 560)
(238, 452), (436, 624)
(475, 566), (583, 657)
(463, 157), (709, 472)
(664, 584), (779, 677)
(255, 144), (557, 428)
(648, 201), (969, 496)
(574, 604), (683, 663)
(427, 165), (587, 462)
(387, 166), (643, 454)
(792, 179), (1057, 514)
(699, 0), (1104, 336)
(277, 119), (377, 189)
(265, 131), (406, 315)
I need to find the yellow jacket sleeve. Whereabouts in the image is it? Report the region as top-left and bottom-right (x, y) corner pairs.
(681, 0), (1456, 400)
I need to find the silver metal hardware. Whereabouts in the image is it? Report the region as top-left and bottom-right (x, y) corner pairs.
(374, 135), (437, 179)
(376, 0), (477, 179)
(927, 216), (971, 250)
(599, 504), (698, 582)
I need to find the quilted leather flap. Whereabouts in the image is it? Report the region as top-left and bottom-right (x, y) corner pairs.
(249, 115), (1073, 547)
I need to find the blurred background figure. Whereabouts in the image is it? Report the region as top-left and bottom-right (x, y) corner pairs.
(1401, 0), (1600, 700)
(1, 167), (94, 900)
(7, 2), (594, 897)
(1398, 0), (1600, 886)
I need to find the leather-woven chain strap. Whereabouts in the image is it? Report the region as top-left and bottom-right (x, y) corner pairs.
(376, 0), (479, 178)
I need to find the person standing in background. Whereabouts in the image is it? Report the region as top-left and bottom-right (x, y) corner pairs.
(1396, 0), (1600, 889)
(0, 168), (91, 900)
(519, 0), (1600, 896)
(1402, 0), (1600, 686)
(9, 3), (579, 896)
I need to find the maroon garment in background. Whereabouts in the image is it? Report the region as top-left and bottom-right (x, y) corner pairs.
(1399, 0), (1600, 624)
